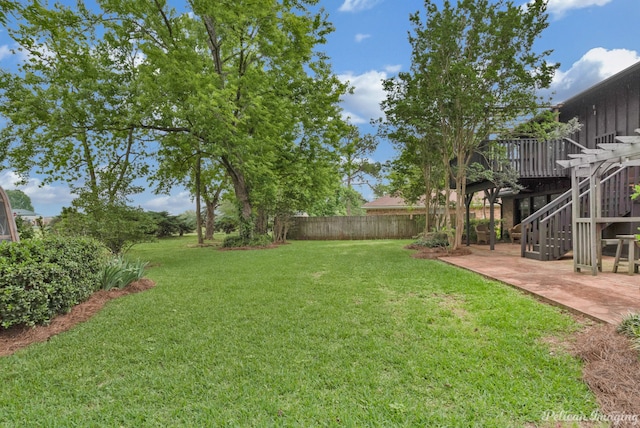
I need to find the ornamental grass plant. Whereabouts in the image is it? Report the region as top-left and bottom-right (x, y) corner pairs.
(99, 256), (148, 290)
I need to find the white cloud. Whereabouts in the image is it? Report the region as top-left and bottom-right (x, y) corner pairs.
(140, 190), (194, 215)
(338, 69), (391, 125)
(546, 48), (640, 102)
(0, 171), (74, 214)
(384, 64), (402, 74)
(338, 0), (381, 13)
(535, 0), (613, 18)
(355, 33), (371, 43)
(0, 45), (11, 61)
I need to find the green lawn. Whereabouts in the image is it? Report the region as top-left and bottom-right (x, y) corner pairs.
(0, 238), (597, 426)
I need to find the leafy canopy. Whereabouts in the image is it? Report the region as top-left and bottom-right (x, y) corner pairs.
(382, 0), (556, 248)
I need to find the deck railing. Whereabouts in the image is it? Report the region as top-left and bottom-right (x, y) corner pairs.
(471, 138), (587, 181)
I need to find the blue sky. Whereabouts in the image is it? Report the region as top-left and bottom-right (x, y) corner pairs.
(1, 0), (640, 216)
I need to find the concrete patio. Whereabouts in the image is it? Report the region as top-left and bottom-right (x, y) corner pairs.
(440, 243), (640, 325)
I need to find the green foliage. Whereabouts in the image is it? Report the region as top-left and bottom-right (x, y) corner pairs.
(215, 216), (238, 234)
(617, 313), (640, 351)
(382, 0), (556, 249)
(412, 231), (450, 248)
(467, 142), (523, 194)
(338, 125), (382, 215)
(52, 204), (156, 254)
(0, 236), (105, 328)
(222, 234), (272, 248)
(5, 189), (34, 211)
(146, 211), (193, 238)
(464, 218), (503, 242)
(221, 235), (245, 248)
(14, 215), (35, 240)
(1, 0), (346, 244)
(504, 110), (583, 140)
(100, 256), (147, 291)
(176, 211), (197, 235)
(310, 186), (367, 216)
(35, 216), (49, 237)
(618, 313), (640, 338)
(249, 234), (273, 248)
(1, 3), (152, 209)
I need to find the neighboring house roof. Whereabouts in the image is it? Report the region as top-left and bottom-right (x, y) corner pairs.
(362, 192), (481, 210)
(362, 195), (425, 210)
(12, 209), (40, 217)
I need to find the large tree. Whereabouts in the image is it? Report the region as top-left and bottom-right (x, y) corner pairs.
(5, 189), (34, 211)
(1, 1), (345, 244)
(383, 0), (556, 248)
(379, 74), (446, 233)
(337, 125), (381, 216)
(108, 0), (345, 242)
(0, 2), (151, 211)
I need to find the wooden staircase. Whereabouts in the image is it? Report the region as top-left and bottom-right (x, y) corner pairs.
(521, 165), (638, 260)
(521, 134), (640, 261)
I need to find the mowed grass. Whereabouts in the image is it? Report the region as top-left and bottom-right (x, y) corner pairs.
(0, 238), (597, 426)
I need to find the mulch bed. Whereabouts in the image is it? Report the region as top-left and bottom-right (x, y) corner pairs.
(0, 278), (155, 357)
(572, 324), (640, 423)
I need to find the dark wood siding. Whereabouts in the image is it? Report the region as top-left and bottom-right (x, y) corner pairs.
(560, 63), (640, 148)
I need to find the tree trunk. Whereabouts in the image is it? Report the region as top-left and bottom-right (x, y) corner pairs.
(194, 155), (204, 245)
(273, 214), (290, 243)
(345, 176), (352, 216)
(452, 149), (468, 250)
(221, 156), (253, 242)
(205, 199), (215, 240)
(485, 188), (500, 251)
(422, 165), (431, 234)
(465, 193), (473, 246)
(203, 181), (225, 241)
(255, 207), (268, 235)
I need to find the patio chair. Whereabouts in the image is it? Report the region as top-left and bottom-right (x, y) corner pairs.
(475, 223), (489, 244)
(509, 223), (522, 244)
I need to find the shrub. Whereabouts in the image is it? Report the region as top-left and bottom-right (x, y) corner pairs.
(15, 216), (35, 240)
(249, 234), (273, 247)
(215, 216), (239, 234)
(412, 232), (450, 249)
(100, 256), (148, 290)
(0, 236), (106, 329)
(617, 313), (640, 350)
(618, 313), (640, 338)
(222, 234), (273, 248)
(52, 205), (156, 254)
(222, 235), (245, 248)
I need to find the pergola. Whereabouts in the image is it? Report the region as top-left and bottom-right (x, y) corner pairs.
(0, 186), (20, 243)
(557, 131), (640, 275)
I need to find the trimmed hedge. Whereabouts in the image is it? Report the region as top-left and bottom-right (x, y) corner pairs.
(0, 236), (106, 329)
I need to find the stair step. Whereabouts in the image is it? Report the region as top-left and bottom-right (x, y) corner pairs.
(521, 162), (638, 262)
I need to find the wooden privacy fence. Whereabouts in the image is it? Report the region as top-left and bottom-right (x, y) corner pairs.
(288, 215), (423, 240)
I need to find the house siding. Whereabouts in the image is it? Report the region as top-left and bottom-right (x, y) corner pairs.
(560, 63), (640, 148)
